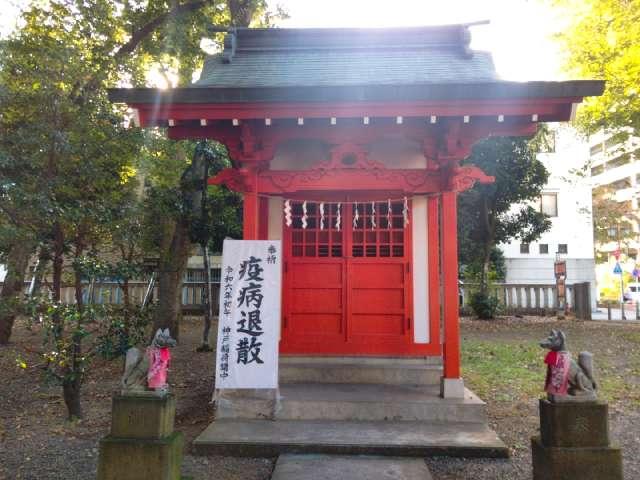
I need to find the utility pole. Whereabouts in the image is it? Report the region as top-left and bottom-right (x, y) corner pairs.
(615, 226), (626, 320)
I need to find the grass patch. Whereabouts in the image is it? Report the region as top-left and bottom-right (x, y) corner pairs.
(462, 340), (543, 402)
(462, 335), (640, 407)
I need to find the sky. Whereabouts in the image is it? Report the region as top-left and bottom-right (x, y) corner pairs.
(275, 0), (567, 81)
(0, 0), (568, 81)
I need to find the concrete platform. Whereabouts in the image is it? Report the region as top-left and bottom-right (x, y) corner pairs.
(271, 454), (433, 480)
(193, 419), (509, 458)
(280, 357), (442, 386)
(277, 383), (487, 423)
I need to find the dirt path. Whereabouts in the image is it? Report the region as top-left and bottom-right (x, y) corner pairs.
(0, 317), (273, 480)
(1, 316), (638, 479)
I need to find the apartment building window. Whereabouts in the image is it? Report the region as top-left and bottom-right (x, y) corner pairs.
(591, 164), (604, 176)
(558, 244), (568, 254)
(606, 153), (631, 170)
(539, 244), (549, 254)
(540, 193), (558, 217)
(604, 132), (628, 150)
(520, 244), (530, 254)
(609, 177), (632, 190)
(590, 143), (604, 156)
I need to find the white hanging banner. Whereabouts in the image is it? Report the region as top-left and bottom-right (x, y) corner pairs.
(215, 240), (282, 389)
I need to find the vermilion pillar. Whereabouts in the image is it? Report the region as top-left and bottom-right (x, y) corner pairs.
(242, 168), (259, 240)
(440, 190), (464, 398)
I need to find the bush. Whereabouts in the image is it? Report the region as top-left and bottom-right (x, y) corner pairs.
(469, 291), (500, 319)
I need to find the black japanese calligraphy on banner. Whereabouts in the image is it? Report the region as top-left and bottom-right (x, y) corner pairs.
(215, 240), (282, 389)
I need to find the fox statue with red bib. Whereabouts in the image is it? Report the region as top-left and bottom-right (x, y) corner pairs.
(540, 329), (597, 403)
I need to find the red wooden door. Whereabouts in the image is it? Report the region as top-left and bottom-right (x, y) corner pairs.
(281, 200), (426, 355)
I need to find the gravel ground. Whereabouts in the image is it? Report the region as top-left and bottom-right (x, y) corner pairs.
(1, 315), (638, 479)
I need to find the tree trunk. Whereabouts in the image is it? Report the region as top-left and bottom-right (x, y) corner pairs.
(63, 251), (86, 420)
(0, 239), (33, 344)
(28, 247), (50, 297)
(198, 243), (214, 351)
(62, 377), (83, 420)
(152, 218), (191, 341)
(122, 277), (131, 336)
(479, 195), (492, 295)
(480, 246), (491, 294)
(52, 224), (64, 303)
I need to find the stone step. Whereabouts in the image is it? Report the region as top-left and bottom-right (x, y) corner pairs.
(271, 454), (433, 480)
(279, 357), (443, 386)
(193, 419), (508, 458)
(276, 383), (487, 423)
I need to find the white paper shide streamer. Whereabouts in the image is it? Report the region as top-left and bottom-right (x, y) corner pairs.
(282, 199), (411, 231)
(403, 196), (410, 226)
(371, 201), (376, 230)
(353, 202), (360, 229)
(302, 201), (308, 229)
(284, 199), (292, 227)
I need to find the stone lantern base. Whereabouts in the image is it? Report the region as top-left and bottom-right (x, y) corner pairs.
(531, 399), (622, 480)
(97, 394), (183, 480)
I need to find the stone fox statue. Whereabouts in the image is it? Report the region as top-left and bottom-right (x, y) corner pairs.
(539, 329), (597, 402)
(121, 329), (177, 395)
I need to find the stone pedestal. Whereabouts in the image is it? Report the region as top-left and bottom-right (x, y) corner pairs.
(215, 388), (279, 419)
(97, 394), (183, 480)
(532, 399), (622, 480)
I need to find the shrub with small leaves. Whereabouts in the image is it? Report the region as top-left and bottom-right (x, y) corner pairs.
(469, 291), (500, 320)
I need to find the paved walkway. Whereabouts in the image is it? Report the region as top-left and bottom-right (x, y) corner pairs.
(271, 454), (433, 480)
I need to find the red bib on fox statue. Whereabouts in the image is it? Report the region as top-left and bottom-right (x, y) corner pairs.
(544, 350), (571, 396)
(147, 346), (172, 390)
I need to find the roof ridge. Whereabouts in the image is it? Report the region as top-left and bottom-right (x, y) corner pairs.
(221, 25), (477, 63)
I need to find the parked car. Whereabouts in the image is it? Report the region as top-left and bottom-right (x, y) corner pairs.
(624, 282), (640, 303)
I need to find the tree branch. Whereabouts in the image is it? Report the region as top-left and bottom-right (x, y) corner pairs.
(114, 0), (217, 61)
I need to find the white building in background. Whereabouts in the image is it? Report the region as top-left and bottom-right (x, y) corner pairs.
(0, 265), (6, 283)
(588, 129), (640, 301)
(499, 126), (597, 308)
(589, 129), (640, 256)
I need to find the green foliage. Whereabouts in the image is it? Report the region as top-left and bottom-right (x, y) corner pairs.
(468, 291), (501, 320)
(0, 0), (285, 416)
(552, 0), (640, 135)
(461, 246), (506, 283)
(188, 141), (242, 251)
(592, 185), (639, 256)
(34, 299), (151, 384)
(458, 135), (552, 293)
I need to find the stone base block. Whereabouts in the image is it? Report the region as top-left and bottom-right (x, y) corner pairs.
(531, 436), (622, 480)
(97, 431), (184, 480)
(440, 377), (465, 399)
(110, 394), (176, 439)
(539, 399), (609, 447)
(215, 388), (279, 420)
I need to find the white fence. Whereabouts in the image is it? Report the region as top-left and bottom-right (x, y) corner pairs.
(460, 283), (577, 315)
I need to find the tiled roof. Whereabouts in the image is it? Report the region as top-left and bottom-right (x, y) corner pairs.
(195, 26), (499, 88)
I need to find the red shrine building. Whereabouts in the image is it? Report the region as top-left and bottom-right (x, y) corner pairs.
(111, 25), (602, 453)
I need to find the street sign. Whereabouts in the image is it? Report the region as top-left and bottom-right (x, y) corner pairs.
(614, 249), (621, 260)
(613, 262), (622, 275)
